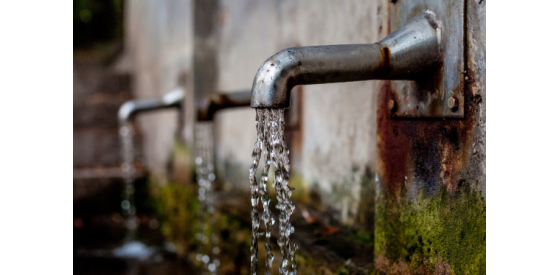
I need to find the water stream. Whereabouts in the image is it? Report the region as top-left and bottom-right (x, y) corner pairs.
(119, 122), (138, 239)
(250, 109), (298, 275)
(195, 122), (220, 274)
(116, 122), (154, 258)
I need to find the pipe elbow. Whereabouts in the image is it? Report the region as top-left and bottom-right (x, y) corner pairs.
(197, 95), (218, 122)
(117, 87), (184, 123)
(118, 101), (137, 123)
(251, 48), (300, 109)
(162, 87), (184, 107)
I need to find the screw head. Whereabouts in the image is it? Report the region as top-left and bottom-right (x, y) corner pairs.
(388, 100), (397, 113)
(447, 97), (459, 110)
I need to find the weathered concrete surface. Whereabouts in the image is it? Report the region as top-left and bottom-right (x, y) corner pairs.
(120, 0), (195, 183)
(376, 0), (485, 196)
(371, 1), (486, 273)
(465, 0), (486, 194)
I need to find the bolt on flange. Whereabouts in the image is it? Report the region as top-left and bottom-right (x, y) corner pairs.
(447, 96), (459, 111)
(388, 100), (397, 113)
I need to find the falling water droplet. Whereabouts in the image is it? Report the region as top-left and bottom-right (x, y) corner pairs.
(121, 200), (130, 210)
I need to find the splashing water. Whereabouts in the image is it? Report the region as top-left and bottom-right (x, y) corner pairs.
(250, 109), (297, 275)
(119, 122), (138, 239)
(195, 122), (220, 275)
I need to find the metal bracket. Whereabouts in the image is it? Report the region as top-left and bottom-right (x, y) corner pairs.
(389, 0), (465, 118)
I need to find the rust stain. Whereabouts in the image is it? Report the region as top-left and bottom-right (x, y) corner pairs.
(427, 62), (444, 116)
(379, 46), (392, 77)
(377, 69), (477, 194)
(377, 81), (412, 194)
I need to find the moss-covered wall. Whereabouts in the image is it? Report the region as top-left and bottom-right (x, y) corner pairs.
(373, 181), (485, 274)
(372, 1), (485, 274)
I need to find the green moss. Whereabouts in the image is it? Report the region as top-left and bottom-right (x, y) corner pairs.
(153, 181), (254, 273)
(169, 141), (194, 184)
(172, 140), (190, 155)
(374, 183), (486, 274)
(294, 253), (331, 275)
(349, 229), (376, 247)
(335, 267), (350, 275)
(265, 172), (310, 206)
(153, 183), (199, 256)
(288, 173), (310, 204)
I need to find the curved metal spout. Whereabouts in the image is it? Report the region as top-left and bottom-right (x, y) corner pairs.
(118, 87), (185, 123)
(251, 10), (441, 109)
(197, 90), (252, 121)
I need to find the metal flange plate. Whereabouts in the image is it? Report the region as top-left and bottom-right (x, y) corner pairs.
(390, 0), (465, 118)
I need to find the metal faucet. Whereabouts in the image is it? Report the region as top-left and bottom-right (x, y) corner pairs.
(197, 90), (252, 121)
(118, 87), (185, 123)
(251, 10), (442, 109)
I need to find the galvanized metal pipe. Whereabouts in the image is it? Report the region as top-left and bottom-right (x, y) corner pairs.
(197, 90), (252, 121)
(251, 10), (442, 109)
(118, 87), (185, 123)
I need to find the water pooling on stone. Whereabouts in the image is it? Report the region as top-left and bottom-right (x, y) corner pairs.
(250, 109), (297, 275)
(195, 122), (220, 274)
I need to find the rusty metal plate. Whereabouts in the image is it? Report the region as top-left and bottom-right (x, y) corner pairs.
(390, 0), (465, 118)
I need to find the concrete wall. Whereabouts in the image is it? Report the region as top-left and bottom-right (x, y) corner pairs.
(369, 1), (485, 272)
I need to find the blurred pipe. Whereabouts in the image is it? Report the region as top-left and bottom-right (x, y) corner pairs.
(118, 87), (185, 123)
(196, 90), (252, 122)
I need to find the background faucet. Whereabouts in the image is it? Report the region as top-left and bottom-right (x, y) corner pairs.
(118, 86), (185, 123)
